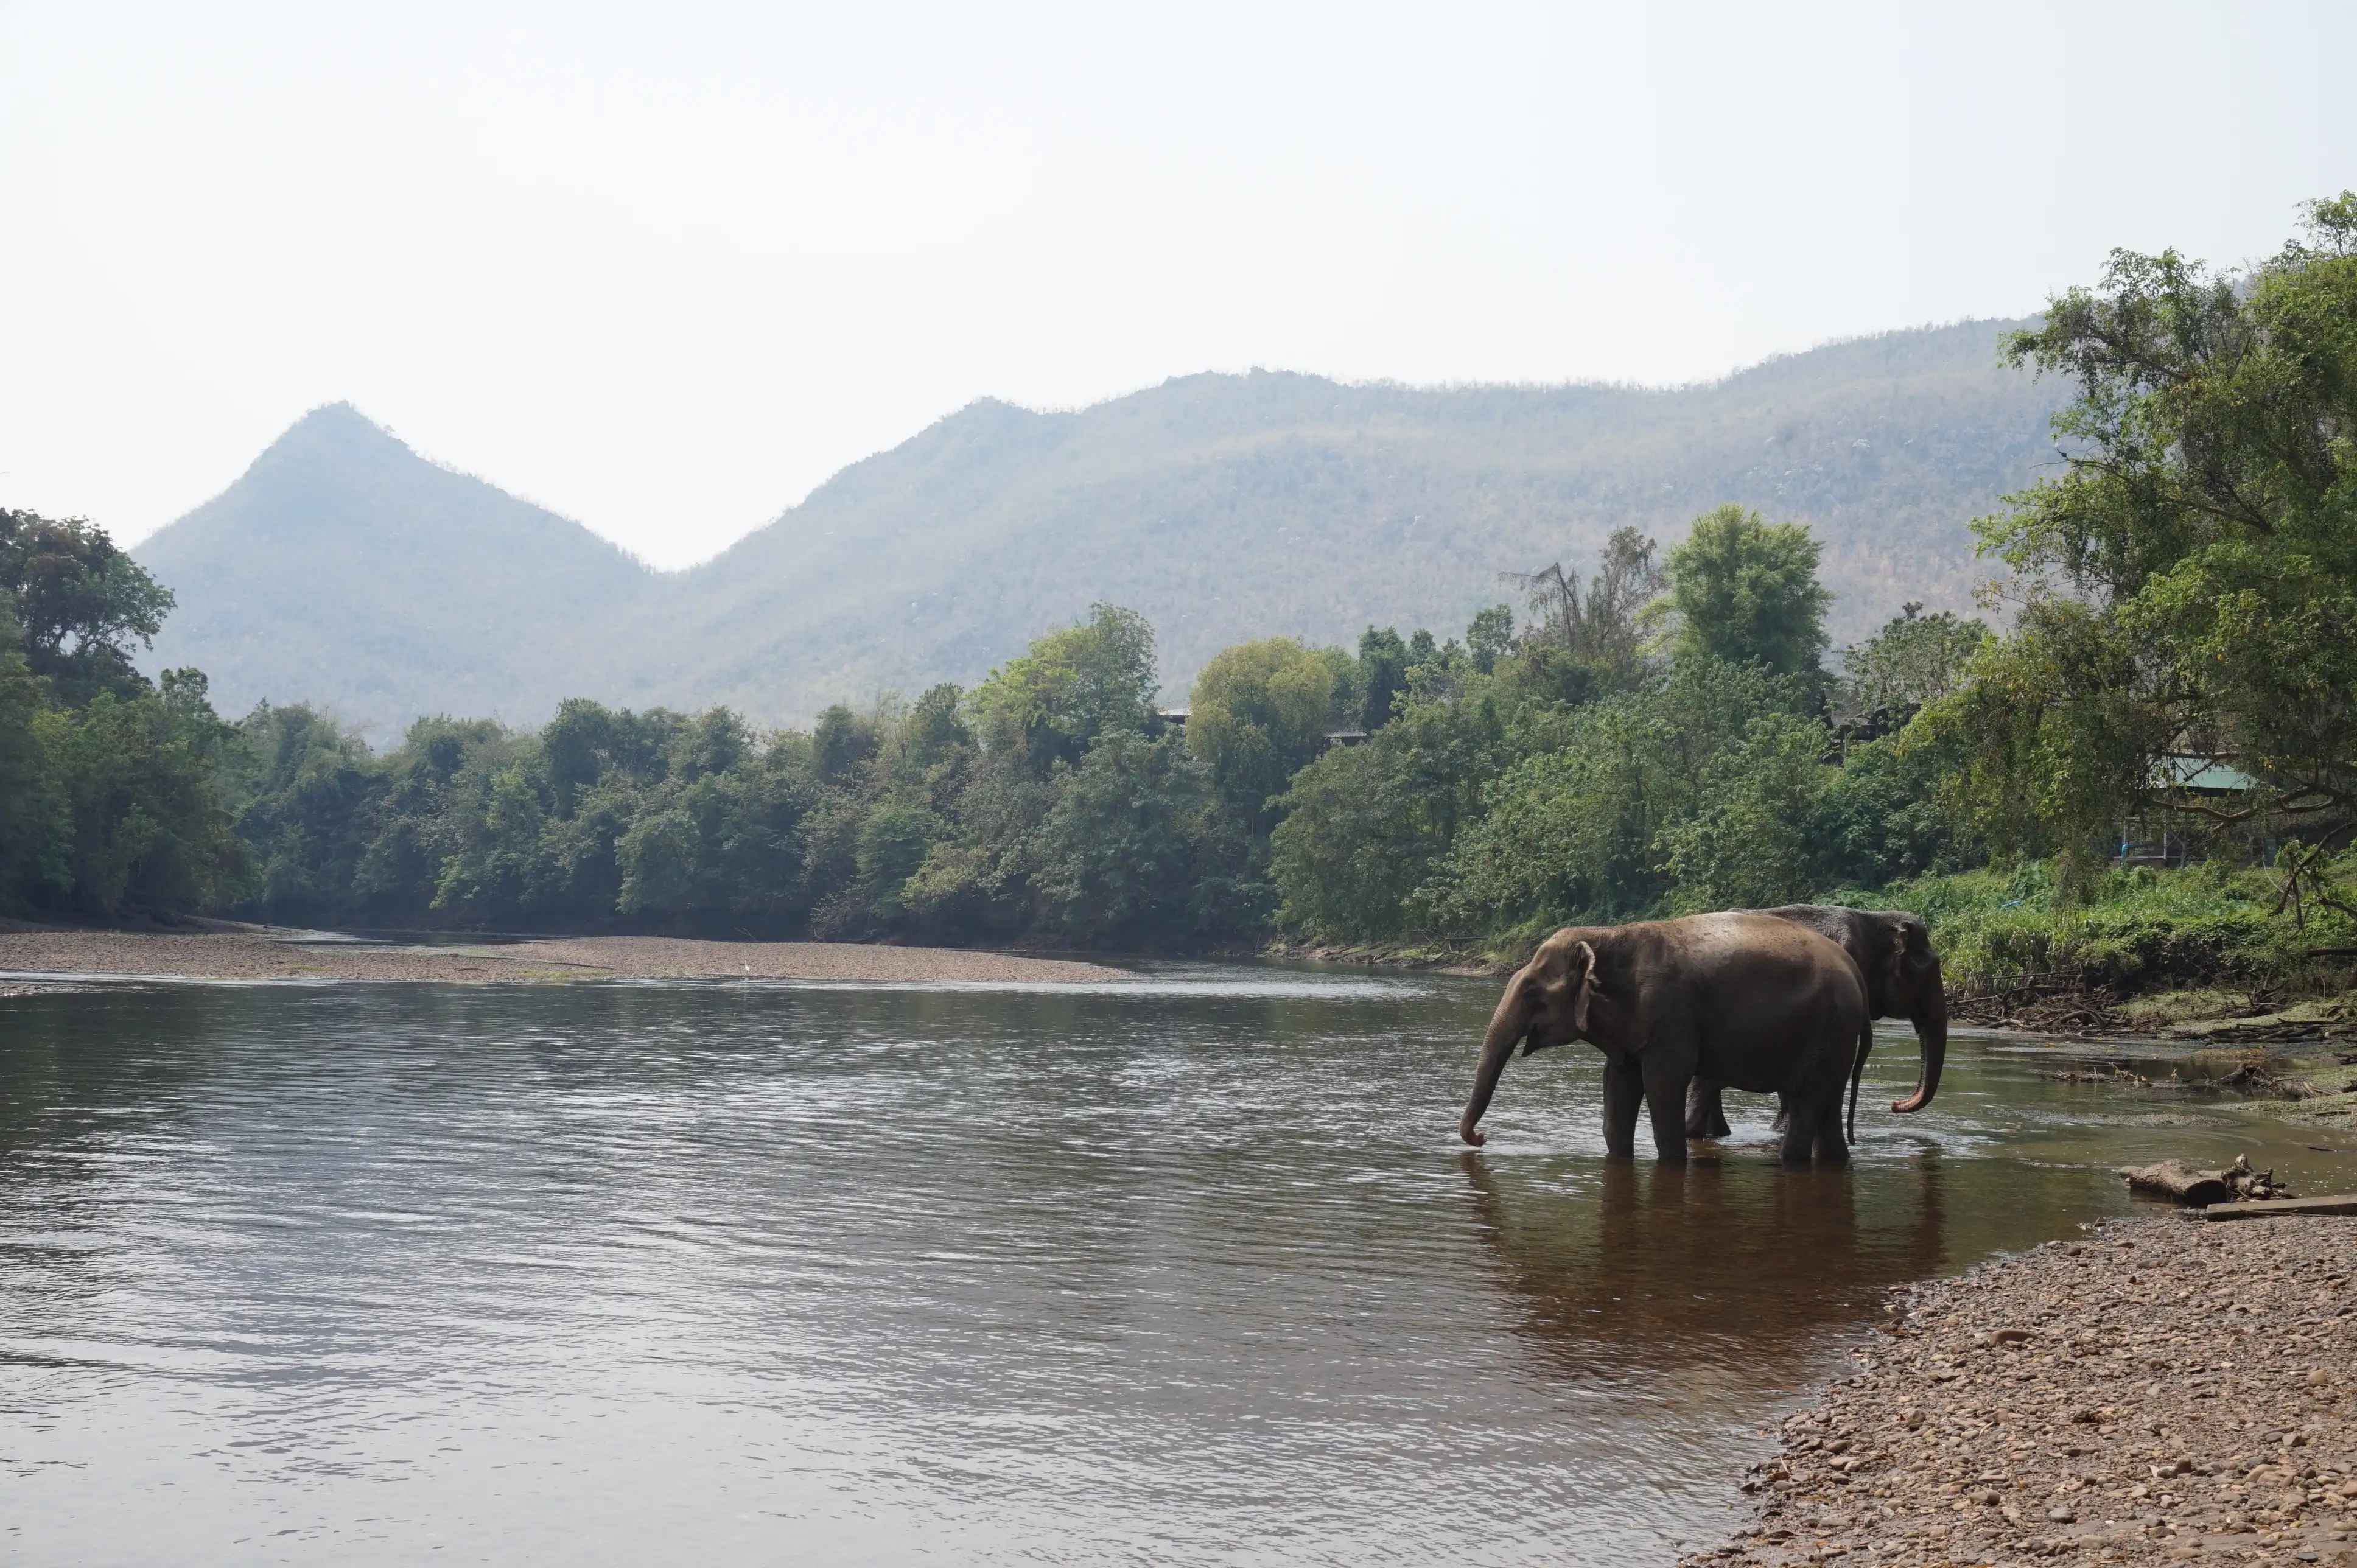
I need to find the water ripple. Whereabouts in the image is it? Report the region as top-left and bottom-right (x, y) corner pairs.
(3, 977), (2353, 1563)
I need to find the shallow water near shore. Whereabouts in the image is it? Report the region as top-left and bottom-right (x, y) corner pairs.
(4, 965), (2353, 1564)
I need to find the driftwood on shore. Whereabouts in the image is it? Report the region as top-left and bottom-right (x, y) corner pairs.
(2119, 1152), (2293, 1205)
(2204, 1191), (2357, 1220)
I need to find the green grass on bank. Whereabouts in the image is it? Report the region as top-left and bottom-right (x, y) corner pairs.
(1855, 858), (2357, 997)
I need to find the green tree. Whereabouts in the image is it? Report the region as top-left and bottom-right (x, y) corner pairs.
(667, 707), (751, 782)
(1812, 727), (1978, 888)
(1268, 738), (1441, 939)
(541, 698), (620, 817)
(1417, 659), (1810, 931)
(0, 591), (66, 904)
(812, 704), (878, 785)
(351, 716), (517, 920)
(1839, 604), (1990, 716)
(968, 603), (1158, 772)
(855, 799), (947, 923)
(1914, 598), (2171, 868)
(38, 681), (245, 914)
(902, 683), (972, 771)
(1186, 637), (1336, 827)
(1961, 192), (2357, 849)
(1661, 505), (1831, 681)
(616, 807), (698, 917)
(0, 508), (177, 704)
(225, 703), (383, 923)
(1659, 713), (1832, 911)
(1030, 730), (1251, 945)
(1355, 626), (1410, 730)
(1466, 604), (1514, 674)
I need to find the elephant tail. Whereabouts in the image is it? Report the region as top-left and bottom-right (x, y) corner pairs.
(1846, 1020), (1872, 1145)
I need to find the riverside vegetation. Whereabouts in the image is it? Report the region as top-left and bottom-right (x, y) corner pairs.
(6, 195), (2357, 1029)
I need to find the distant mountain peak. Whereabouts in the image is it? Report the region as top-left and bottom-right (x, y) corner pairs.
(283, 399), (391, 439)
(233, 402), (417, 486)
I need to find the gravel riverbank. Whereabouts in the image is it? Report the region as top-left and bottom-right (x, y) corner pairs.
(1683, 1213), (2357, 1567)
(0, 928), (1125, 985)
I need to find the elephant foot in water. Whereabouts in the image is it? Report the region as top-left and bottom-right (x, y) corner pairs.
(1683, 1079), (1734, 1141)
(1779, 1099), (1850, 1167)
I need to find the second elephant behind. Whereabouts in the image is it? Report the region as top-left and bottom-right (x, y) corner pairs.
(1684, 904), (1947, 1140)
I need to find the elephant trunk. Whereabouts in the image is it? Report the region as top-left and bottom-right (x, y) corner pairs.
(1889, 969), (1947, 1115)
(1459, 984), (1527, 1147)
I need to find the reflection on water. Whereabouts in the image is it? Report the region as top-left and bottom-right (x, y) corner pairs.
(2, 971), (2351, 1564)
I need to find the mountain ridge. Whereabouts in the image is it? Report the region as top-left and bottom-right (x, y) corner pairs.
(133, 318), (2062, 737)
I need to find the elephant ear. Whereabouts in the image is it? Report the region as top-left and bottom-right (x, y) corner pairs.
(1567, 940), (1599, 1035)
(1898, 918), (1939, 980)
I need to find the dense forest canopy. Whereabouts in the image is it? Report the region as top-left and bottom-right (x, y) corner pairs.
(133, 318), (2063, 740)
(13, 195), (2357, 995)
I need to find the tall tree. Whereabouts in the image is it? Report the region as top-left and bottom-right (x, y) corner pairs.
(1465, 604), (1514, 675)
(968, 603), (1158, 772)
(0, 509), (176, 704)
(1839, 604), (1989, 716)
(0, 591), (65, 903)
(1186, 637), (1336, 827)
(1510, 528), (1661, 665)
(1661, 506), (1831, 681)
(1356, 626), (1410, 731)
(1941, 191), (2357, 852)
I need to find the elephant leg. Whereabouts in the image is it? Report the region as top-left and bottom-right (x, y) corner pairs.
(1602, 1057), (1643, 1160)
(1815, 1113), (1851, 1167)
(1779, 1098), (1817, 1167)
(1684, 1079), (1732, 1139)
(1641, 1060), (1692, 1164)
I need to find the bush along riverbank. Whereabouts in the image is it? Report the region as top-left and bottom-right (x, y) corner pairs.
(1681, 1213), (2357, 1568)
(1890, 861), (2357, 1033)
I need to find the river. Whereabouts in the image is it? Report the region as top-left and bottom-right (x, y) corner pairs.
(3, 964), (2351, 1563)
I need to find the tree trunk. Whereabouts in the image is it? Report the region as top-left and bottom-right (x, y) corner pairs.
(2120, 1155), (2290, 1206)
(2120, 1160), (2236, 1205)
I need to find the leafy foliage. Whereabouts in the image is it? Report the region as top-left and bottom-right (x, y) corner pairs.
(1661, 505), (1832, 684)
(1838, 604), (1990, 716)
(0, 508), (175, 705)
(1962, 193), (2357, 853)
(968, 604), (1158, 773)
(1186, 637), (1336, 826)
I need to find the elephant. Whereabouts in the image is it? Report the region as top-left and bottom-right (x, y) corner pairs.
(1457, 912), (1870, 1165)
(1683, 905), (1948, 1143)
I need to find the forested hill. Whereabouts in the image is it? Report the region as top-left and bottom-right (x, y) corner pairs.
(138, 404), (655, 737)
(136, 318), (2061, 736)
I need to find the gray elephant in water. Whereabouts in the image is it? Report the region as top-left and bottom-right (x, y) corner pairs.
(1459, 912), (1869, 1164)
(1684, 905), (1947, 1141)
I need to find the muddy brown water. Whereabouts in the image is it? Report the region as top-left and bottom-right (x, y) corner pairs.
(4, 965), (2353, 1564)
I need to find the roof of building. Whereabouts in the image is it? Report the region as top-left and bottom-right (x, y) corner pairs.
(2154, 754), (2258, 794)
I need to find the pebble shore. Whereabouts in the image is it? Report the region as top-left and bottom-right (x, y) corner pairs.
(0, 928), (1125, 985)
(1684, 1213), (2357, 1567)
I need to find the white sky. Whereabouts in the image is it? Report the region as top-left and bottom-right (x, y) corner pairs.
(4, 0), (2351, 568)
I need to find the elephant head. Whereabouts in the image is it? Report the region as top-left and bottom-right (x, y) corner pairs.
(1459, 930), (1602, 1147)
(1872, 912), (1946, 1115)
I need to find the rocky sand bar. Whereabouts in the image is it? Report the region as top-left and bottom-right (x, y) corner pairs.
(0, 927), (1125, 985)
(1685, 1213), (2357, 1567)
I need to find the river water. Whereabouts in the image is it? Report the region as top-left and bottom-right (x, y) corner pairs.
(4, 965), (2352, 1564)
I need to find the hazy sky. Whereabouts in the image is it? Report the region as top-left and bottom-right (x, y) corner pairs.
(5, 1), (2350, 567)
